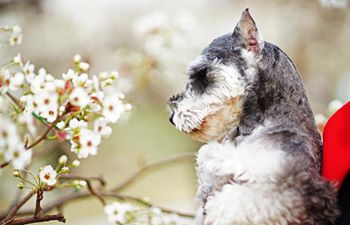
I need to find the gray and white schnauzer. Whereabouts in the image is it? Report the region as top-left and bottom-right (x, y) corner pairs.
(168, 9), (339, 225)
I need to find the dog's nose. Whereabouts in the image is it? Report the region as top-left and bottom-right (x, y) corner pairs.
(169, 113), (175, 126)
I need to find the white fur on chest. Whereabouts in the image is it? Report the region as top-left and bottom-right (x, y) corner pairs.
(195, 127), (303, 225)
(196, 127), (285, 198)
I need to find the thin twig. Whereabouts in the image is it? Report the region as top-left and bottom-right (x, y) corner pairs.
(111, 152), (194, 192)
(15, 191), (195, 218)
(59, 175), (106, 205)
(0, 190), (36, 225)
(0, 161), (9, 169)
(6, 92), (23, 110)
(7, 213), (65, 225)
(25, 118), (60, 150)
(59, 174), (106, 186)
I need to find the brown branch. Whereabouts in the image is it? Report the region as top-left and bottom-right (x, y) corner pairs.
(0, 190), (36, 225)
(7, 213), (65, 225)
(0, 161), (9, 169)
(0, 113), (62, 170)
(6, 92), (24, 110)
(15, 191), (195, 219)
(111, 152), (194, 192)
(1, 153), (196, 221)
(59, 175), (106, 206)
(34, 191), (43, 218)
(59, 175), (106, 186)
(25, 118), (60, 150)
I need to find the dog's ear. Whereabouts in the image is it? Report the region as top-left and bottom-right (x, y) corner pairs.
(233, 8), (263, 53)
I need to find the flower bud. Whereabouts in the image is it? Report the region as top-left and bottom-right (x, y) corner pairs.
(72, 160), (80, 167)
(60, 166), (69, 174)
(13, 170), (20, 177)
(125, 103), (132, 111)
(58, 155), (68, 164)
(79, 62), (90, 72)
(73, 54), (82, 63)
(17, 182), (24, 189)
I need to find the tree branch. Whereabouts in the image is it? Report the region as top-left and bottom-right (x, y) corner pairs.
(34, 191), (43, 218)
(6, 92), (24, 111)
(1, 116), (61, 169)
(60, 175), (106, 206)
(111, 152), (194, 192)
(7, 213), (65, 225)
(15, 191), (195, 218)
(0, 190), (36, 225)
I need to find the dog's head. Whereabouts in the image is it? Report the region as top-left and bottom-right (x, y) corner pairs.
(168, 9), (264, 142)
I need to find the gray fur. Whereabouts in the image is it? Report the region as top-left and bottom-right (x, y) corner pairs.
(168, 9), (339, 225)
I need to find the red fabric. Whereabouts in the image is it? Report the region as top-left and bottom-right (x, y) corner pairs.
(322, 101), (350, 188)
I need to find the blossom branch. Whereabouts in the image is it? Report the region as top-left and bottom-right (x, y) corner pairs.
(0, 190), (36, 225)
(7, 213), (66, 225)
(59, 175), (106, 205)
(15, 191), (195, 219)
(0, 116), (61, 169)
(25, 117), (61, 150)
(6, 92), (23, 110)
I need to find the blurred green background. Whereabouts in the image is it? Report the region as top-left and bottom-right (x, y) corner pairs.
(0, 0), (349, 224)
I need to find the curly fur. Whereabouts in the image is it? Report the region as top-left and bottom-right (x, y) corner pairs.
(168, 9), (339, 225)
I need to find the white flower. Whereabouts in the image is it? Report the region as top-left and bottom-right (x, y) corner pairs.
(58, 155), (68, 164)
(64, 118), (87, 140)
(78, 62), (90, 71)
(69, 87), (90, 108)
(62, 69), (77, 81)
(22, 62), (35, 83)
(10, 72), (24, 87)
(12, 25), (22, 33)
(13, 54), (22, 65)
(30, 68), (56, 93)
(17, 111), (37, 136)
(33, 91), (59, 123)
(102, 94), (126, 123)
(73, 54), (81, 63)
(0, 70), (23, 92)
(4, 145), (32, 170)
(20, 94), (35, 114)
(104, 202), (136, 224)
(39, 165), (57, 186)
(56, 121), (65, 129)
(68, 118), (87, 129)
(0, 69), (12, 93)
(328, 99), (343, 115)
(9, 31), (23, 46)
(72, 160), (80, 167)
(0, 117), (20, 149)
(76, 129), (101, 158)
(94, 118), (112, 138)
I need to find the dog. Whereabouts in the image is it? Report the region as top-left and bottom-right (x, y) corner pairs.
(168, 9), (340, 225)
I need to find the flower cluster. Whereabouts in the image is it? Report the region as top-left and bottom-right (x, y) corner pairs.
(104, 202), (192, 225)
(0, 116), (32, 170)
(0, 25), (23, 47)
(0, 52), (131, 163)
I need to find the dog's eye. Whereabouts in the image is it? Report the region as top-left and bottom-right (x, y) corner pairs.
(189, 69), (210, 94)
